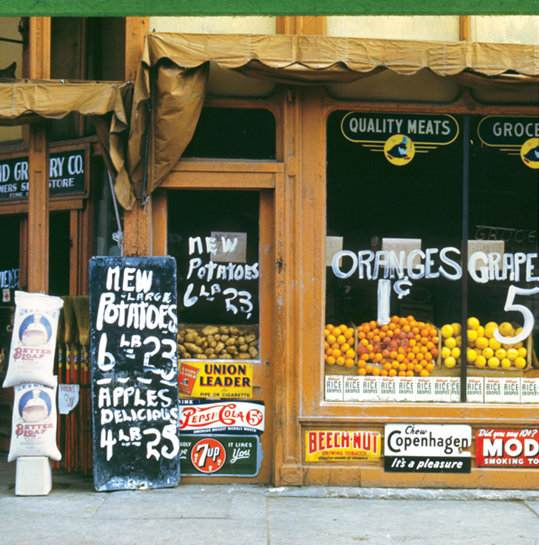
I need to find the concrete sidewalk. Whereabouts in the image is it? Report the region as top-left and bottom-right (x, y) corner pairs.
(1, 456), (538, 545)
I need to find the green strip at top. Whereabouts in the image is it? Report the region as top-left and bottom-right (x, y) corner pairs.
(2, 0), (539, 16)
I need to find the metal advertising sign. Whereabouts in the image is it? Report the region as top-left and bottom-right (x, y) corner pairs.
(477, 116), (539, 169)
(0, 148), (88, 201)
(178, 361), (253, 399)
(179, 434), (263, 477)
(475, 429), (539, 468)
(384, 424), (472, 473)
(341, 112), (459, 166)
(179, 399), (265, 434)
(306, 430), (381, 462)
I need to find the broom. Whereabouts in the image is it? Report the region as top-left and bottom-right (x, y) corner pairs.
(73, 296), (90, 475)
(54, 306), (65, 470)
(61, 296), (76, 473)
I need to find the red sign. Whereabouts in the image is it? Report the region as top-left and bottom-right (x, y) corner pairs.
(179, 400), (265, 434)
(190, 437), (226, 474)
(475, 429), (539, 468)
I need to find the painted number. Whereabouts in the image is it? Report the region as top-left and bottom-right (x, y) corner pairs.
(142, 426), (180, 461)
(223, 288), (254, 319)
(494, 285), (539, 344)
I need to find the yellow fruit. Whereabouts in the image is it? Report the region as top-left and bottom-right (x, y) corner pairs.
(475, 355), (487, 368)
(467, 348), (477, 363)
(344, 328), (355, 339)
(484, 322), (498, 338)
(441, 346), (452, 359)
(451, 347), (461, 359)
(514, 357), (527, 370)
(456, 335), (462, 347)
(327, 334), (336, 344)
(475, 337), (489, 350)
(518, 347), (527, 358)
(488, 337), (501, 351)
(337, 335), (347, 345)
(327, 356), (336, 365)
(476, 326), (485, 338)
(467, 317), (480, 330)
(467, 330), (478, 344)
(501, 358), (512, 370)
(451, 323), (462, 336)
(336, 357), (345, 366)
(482, 347), (494, 359)
(441, 324), (454, 338)
(444, 357), (457, 368)
(506, 348), (519, 360)
(487, 357), (500, 369)
(445, 337), (457, 349)
(499, 322), (514, 337)
(495, 348), (507, 360)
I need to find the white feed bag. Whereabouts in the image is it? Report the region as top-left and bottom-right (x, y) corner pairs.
(8, 380), (61, 462)
(3, 291), (63, 388)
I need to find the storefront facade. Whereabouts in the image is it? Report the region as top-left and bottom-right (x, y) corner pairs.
(1, 15), (538, 488)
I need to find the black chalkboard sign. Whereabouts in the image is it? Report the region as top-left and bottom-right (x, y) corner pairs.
(89, 257), (180, 491)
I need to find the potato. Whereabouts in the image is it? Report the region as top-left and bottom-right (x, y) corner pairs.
(196, 354), (208, 359)
(239, 344), (249, 353)
(229, 327), (241, 336)
(220, 334), (229, 342)
(249, 346), (259, 358)
(245, 334), (256, 344)
(185, 332), (198, 343)
(220, 353), (232, 359)
(238, 353), (251, 359)
(204, 348), (215, 356)
(220, 326), (230, 335)
(178, 344), (186, 355)
(238, 336), (245, 346)
(202, 325), (219, 336)
(214, 334), (221, 341)
(185, 342), (203, 354)
(214, 342), (225, 354)
(225, 337), (236, 346)
(226, 346), (238, 355)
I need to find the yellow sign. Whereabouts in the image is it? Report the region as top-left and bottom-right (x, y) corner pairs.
(178, 361), (253, 399)
(305, 430), (381, 462)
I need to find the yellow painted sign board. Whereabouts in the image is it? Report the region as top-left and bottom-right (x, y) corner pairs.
(179, 361), (253, 399)
(306, 430), (381, 462)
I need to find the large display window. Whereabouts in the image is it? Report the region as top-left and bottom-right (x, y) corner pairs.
(324, 111), (538, 404)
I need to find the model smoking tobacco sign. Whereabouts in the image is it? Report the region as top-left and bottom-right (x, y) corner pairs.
(341, 113), (458, 166)
(475, 429), (539, 468)
(478, 116), (539, 169)
(385, 424), (471, 473)
(89, 257), (180, 491)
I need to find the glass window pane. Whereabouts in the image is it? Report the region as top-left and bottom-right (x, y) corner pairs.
(326, 111), (464, 403)
(168, 190), (261, 362)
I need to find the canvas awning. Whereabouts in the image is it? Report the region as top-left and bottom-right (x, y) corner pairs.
(127, 32), (539, 204)
(0, 80), (134, 209)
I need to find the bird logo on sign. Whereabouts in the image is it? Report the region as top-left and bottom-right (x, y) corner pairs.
(521, 138), (539, 169)
(384, 135), (416, 166)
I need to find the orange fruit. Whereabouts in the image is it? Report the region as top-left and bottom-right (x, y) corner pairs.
(326, 324), (335, 332)
(406, 370), (414, 377)
(372, 367), (381, 376)
(388, 369), (397, 377)
(327, 334), (336, 344)
(358, 360), (366, 369)
(337, 335), (347, 345)
(331, 348), (342, 358)
(345, 358), (355, 368)
(391, 360), (400, 369)
(425, 363), (434, 372)
(365, 365), (373, 374)
(380, 370), (388, 377)
(333, 327), (342, 337)
(420, 369), (430, 377)
(398, 371), (406, 377)
(327, 356), (336, 365)
(369, 321), (377, 329)
(358, 368), (367, 376)
(344, 328), (355, 339)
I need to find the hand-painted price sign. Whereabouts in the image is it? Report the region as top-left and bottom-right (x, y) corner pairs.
(89, 257), (180, 491)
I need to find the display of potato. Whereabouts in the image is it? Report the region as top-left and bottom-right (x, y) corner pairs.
(178, 325), (259, 361)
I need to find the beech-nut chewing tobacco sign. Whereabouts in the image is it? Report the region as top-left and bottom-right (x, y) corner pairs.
(306, 430), (381, 462)
(89, 257), (180, 492)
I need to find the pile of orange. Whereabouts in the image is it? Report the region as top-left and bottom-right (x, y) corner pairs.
(356, 315), (439, 377)
(324, 324), (356, 368)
